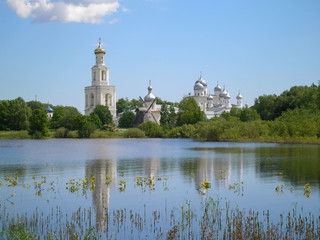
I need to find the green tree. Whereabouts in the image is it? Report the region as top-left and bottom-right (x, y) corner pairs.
(176, 97), (205, 126)
(8, 97), (31, 130)
(0, 100), (10, 130)
(160, 103), (169, 125)
(89, 112), (102, 128)
(252, 94), (277, 120)
(59, 106), (80, 130)
(74, 115), (96, 138)
(168, 105), (177, 128)
(27, 101), (47, 114)
(116, 98), (130, 114)
(93, 105), (113, 125)
(28, 109), (49, 138)
(239, 108), (260, 122)
(130, 98), (143, 110)
(118, 111), (135, 128)
(49, 106), (65, 129)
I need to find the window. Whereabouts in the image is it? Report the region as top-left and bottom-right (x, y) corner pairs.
(90, 94), (94, 106)
(102, 71), (106, 81)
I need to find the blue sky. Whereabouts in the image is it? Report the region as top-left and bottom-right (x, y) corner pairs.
(0, 0), (319, 113)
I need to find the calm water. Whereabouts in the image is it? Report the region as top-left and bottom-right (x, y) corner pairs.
(0, 139), (319, 238)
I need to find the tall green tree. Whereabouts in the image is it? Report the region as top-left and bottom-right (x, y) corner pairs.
(0, 100), (10, 130)
(116, 98), (130, 114)
(118, 111), (135, 128)
(252, 94), (277, 120)
(160, 103), (169, 125)
(27, 101), (47, 114)
(176, 97), (205, 126)
(28, 109), (49, 138)
(8, 97), (31, 130)
(93, 105), (113, 125)
(74, 115), (96, 138)
(89, 112), (102, 128)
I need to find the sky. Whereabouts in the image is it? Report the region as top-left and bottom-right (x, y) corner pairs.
(0, 0), (319, 113)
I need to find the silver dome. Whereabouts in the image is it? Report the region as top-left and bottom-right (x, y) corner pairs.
(214, 84), (222, 91)
(194, 82), (204, 90)
(195, 76), (207, 87)
(236, 92), (243, 99)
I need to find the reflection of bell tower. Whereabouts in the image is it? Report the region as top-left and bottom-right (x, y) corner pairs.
(144, 157), (159, 177)
(86, 159), (117, 230)
(84, 38), (116, 119)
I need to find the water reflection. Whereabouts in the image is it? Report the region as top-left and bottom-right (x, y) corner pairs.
(85, 159), (117, 229)
(183, 148), (244, 192)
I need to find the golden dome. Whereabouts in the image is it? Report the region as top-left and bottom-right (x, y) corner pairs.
(94, 38), (106, 54)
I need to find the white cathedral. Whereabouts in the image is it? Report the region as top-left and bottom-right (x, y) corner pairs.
(85, 39), (116, 119)
(192, 75), (243, 119)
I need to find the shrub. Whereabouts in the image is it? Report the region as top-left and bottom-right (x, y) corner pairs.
(55, 127), (73, 138)
(101, 124), (116, 132)
(123, 128), (146, 138)
(138, 121), (163, 137)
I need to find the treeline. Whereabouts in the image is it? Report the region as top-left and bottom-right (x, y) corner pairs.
(2, 83), (320, 143)
(0, 98), (114, 138)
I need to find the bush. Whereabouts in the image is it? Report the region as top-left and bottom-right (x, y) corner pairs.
(169, 124), (195, 138)
(101, 124), (116, 132)
(138, 121), (163, 137)
(123, 128), (146, 138)
(55, 127), (73, 138)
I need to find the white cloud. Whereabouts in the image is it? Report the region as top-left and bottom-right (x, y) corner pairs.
(6, 0), (120, 23)
(108, 17), (119, 24)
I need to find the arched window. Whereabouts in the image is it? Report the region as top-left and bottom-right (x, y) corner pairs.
(105, 94), (112, 106)
(85, 95), (88, 106)
(90, 94), (94, 106)
(102, 71), (106, 81)
(93, 71), (96, 81)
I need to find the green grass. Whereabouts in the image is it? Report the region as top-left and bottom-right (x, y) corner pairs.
(0, 131), (31, 139)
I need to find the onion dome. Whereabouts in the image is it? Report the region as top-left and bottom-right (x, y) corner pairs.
(214, 84), (222, 91)
(194, 82), (204, 90)
(225, 92), (231, 99)
(195, 76), (207, 87)
(236, 92), (243, 99)
(144, 82), (156, 102)
(207, 95), (213, 100)
(46, 106), (53, 113)
(94, 38), (106, 55)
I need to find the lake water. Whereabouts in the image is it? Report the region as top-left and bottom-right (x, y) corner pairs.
(0, 139), (319, 239)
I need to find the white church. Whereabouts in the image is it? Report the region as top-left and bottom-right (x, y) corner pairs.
(192, 75), (243, 119)
(84, 39), (116, 119)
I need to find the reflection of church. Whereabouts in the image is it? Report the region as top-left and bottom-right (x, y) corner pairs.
(84, 39), (116, 119)
(194, 148), (244, 191)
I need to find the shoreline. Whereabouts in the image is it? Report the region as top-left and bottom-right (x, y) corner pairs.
(1, 130), (320, 145)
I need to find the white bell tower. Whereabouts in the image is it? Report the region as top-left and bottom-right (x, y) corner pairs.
(85, 38), (116, 119)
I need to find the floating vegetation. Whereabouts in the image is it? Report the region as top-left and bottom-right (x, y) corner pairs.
(275, 183), (285, 195)
(119, 179), (126, 192)
(304, 183), (311, 199)
(201, 181), (211, 190)
(228, 181), (244, 196)
(218, 169), (226, 180)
